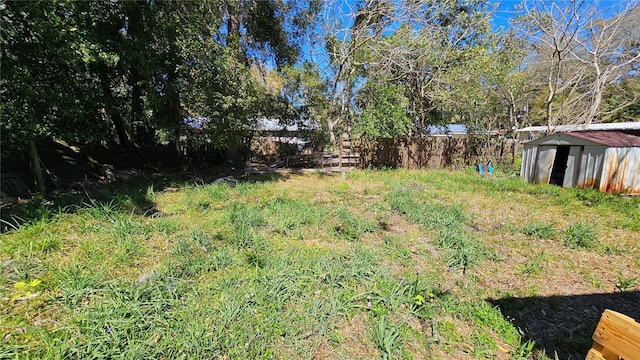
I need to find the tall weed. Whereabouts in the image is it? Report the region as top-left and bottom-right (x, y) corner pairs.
(564, 222), (597, 249)
(229, 202), (264, 247)
(333, 207), (378, 241)
(519, 223), (556, 240)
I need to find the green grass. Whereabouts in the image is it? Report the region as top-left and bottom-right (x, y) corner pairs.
(564, 222), (597, 249)
(519, 223), (556, 240)
(518, 252), (549, 276)
(386, 186), (487, 271)
(1, 168), (638, 359)
(387, 189), (468, 230)
(332, 206), (379, 241)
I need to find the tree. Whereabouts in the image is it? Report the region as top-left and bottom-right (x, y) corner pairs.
(601, 75), (640, 121)
(280, 62), (330, 123)
(571, 4), (640, 124)
(320, 0), (395, 146)
(1, 0), (321, 193)
(354, 80), (411, 139)
(1, 1), (112, 194)
(318, 0), (516, 145)
(515, 0), (640, 130)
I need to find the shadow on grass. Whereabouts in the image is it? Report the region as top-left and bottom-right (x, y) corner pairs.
(1, 168), (286, 232)
(487, 291), (640, 359)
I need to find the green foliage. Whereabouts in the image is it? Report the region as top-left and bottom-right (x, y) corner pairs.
(388, 190), (467, 230)
(603, 75), (640, 121)
(512, 339), (536, 359)
(615, 275), (637, 292)
(355, 82), (411, 139)
(383, 235), (412, 260)
(55, 266), (105, 308)
(267, 197), (328, 236)
(1, 219), (62, 258)
(519, 223), (556, 240)
(203, 183), (230, 202)
(322, 0), (519, 147)
(564, 222), (597, 249)
(2, 169), (637, 359)
(281, 62), (330, 122)
(1, 0), (320, 163)
(0, 1), (112, 153)
(229, 202), (265, 247)
(519, 252), (549, 276)
(570, 188), (640, 231)
(145, 185), (156, 202)
(437, 227), (486, 270)
(332, 207), (378, 241)
(387, 187), (487, 270)
(372, 316), (401, 360)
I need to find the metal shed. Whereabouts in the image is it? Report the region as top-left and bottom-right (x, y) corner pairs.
(520, 131), (640, 194)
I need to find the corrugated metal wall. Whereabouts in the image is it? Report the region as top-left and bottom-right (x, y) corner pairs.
(599, 147), (640, 194)
(576, 146), (606, 188)
(522, 144), (608, 188)
(562, 146), (582, 187)
(534, 146), (556, 184)
(520, 133), (639, 193)
(520, 145), (537, 182)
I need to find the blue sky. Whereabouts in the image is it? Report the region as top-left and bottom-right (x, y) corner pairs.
(491, 0), (631, 29)
(301, 0), (525, 74)
(296, 0), (633, 82)
(492, 0), (521, 29)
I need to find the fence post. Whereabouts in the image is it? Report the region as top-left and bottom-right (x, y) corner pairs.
(339, 137), (343, 170)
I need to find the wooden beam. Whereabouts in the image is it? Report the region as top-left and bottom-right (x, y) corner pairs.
(588, 309), (640, 360)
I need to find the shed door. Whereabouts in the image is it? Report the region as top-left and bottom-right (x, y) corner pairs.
(534, 146), (556, 184)
(562, 146), (582, 188)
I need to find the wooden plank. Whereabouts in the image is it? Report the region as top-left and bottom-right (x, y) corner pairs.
(322, 157), (359, 164)
(585, 348), (605, 360)
(322, 151), (360, 158)
(339, 138), (343, 169)
(586, 348), (605, 360)
(586, 343), (617, 360)
(590, 309), (640, 360)
(245, 167), (356, 175)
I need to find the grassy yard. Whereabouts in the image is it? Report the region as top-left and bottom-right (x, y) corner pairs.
(1, 168), (639, 359)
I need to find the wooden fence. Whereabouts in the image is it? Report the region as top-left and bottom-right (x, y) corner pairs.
(357, 136), (522, 169)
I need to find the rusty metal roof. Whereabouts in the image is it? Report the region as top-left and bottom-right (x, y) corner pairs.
(565, 131), (640, 147)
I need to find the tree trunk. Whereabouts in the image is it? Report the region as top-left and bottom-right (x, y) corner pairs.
(98, 69), (150, 165)
(113, 112), (133, 148)
(327, 119), (338, 150)
(29, 138), (46, 196)
(546, 51), (562, 134)
(546, 82), (556, 134)
(99, 71), (134, 148)
(585, 69), (605, 126)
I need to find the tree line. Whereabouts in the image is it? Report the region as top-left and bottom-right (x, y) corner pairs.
(1, 0), (639, 193)
(1, 0), (318, 193)
(316, 0), (640, 144)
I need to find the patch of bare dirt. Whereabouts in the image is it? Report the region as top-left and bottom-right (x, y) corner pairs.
(332, 314), (380, 359)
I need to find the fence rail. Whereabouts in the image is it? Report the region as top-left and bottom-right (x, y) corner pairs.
(358, 137), (521, 169)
